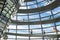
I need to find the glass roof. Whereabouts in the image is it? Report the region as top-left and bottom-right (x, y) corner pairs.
(0, 0), (60, 40)
(9, 0), (60, 39)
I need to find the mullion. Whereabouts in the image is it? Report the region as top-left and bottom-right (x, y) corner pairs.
(39, 12), (44, 40)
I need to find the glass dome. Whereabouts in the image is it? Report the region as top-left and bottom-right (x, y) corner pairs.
(0, 0), (60, 40)
(7, 6), (60, 40)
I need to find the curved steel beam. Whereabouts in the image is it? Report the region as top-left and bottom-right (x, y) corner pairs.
(5, 32), (60, 38)
(17, 0), (60, 13)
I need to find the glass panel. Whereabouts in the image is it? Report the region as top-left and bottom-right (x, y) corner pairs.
(8, 29), (16, 33)
(32, 29), (42, 34)
(54, 13), (60, 18)
(29, 19), (40, 22)
(4, 7), (9, 11)
(52, 7), (60, 14)
(17, 16), (28, 22)
(29, 14), (39, 19)
(20, 2), (26, 6)
(17, 13), (28, 16)
(43, 27), (53, 32)
(27, 1), (36, 5)
(37, 2), (44, 7)
(40, 11), (51, 17)
(8, 25), (16, 29)
(2, 10), (7, 15)
(7, 0), (13, 6)
(17, 29), (29, 34)
(17, 36), (29, 40)
(28, 4), (37, 9)
(57, 25), (60, 31)
(19, 7), (27, 9)
(17, 25), (28, 29)
(6, 14), (10, 18)
(30, 25), (41, 29)
(56, 22), (60, 25)
(8, 35), (16, 38)
(41, 16), (50, 21)
(7, 39), (15, 40)
(42, 23), (54, 27)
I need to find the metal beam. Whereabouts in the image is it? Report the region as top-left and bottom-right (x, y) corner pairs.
(5, 32), (60, 38)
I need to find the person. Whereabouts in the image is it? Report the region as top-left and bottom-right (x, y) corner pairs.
(43, 31), (45, 34)
(31, 29), (32, 34)
(53, 27), (59, 32)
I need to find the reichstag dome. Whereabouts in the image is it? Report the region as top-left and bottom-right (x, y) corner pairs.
(0, 0), (60, 40)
